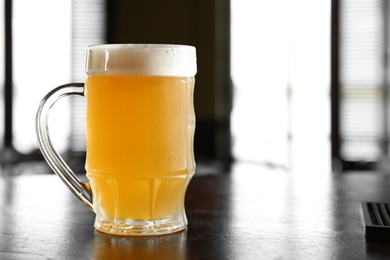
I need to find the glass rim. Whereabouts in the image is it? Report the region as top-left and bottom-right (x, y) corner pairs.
(87, 43), (196, 50)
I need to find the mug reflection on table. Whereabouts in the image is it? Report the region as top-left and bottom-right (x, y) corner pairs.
(92, 230), (187, 259)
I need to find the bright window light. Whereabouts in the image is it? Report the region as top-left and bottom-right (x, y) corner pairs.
(231, 0), (331, 172)
(13, 0), (72, 153)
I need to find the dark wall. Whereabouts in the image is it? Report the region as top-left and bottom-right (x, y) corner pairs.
(106, 0), (231, 162)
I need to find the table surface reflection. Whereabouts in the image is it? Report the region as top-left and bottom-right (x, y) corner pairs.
(1, 162), (390, 260)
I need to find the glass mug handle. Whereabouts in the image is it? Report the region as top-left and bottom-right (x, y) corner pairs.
(36, 83), (93, 210)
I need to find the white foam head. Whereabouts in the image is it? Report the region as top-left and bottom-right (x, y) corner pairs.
(86, 44), (197, 77)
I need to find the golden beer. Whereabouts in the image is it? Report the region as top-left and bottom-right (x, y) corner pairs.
(85, 75), (195, 232)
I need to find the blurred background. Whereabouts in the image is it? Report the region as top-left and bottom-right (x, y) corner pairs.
(0, 0), (387, 174)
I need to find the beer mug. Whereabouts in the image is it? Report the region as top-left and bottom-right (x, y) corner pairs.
(36, 44), (197, 236)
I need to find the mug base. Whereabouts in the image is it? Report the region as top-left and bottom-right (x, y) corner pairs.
(94, 218), (187, 236)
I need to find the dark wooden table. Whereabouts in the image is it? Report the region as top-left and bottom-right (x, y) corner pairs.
(1, 161), (390, 259)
